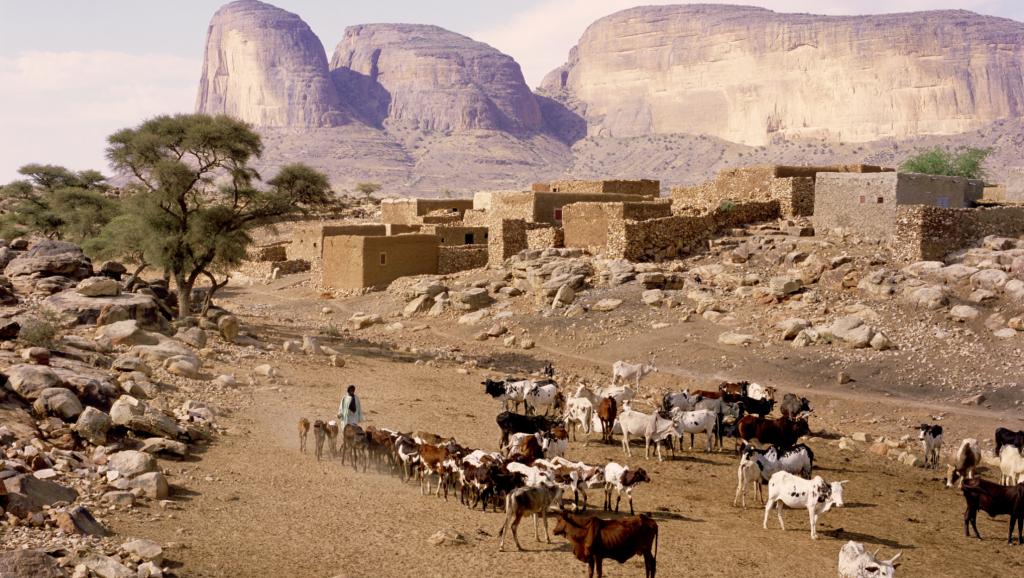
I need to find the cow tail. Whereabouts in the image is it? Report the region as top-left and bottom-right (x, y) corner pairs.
(654, 523), (659, 564)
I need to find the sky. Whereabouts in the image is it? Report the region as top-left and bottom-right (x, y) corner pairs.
(1, 0), (1022, 182)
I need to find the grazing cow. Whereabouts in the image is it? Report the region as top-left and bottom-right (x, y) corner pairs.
(312, 420), (327, 461)
(746, 383), (776, 402)
(342, 424), (368, 472)
(662, 390), (696, 412)
(483, 378), (531, 412)
(597, 397), (618, 444)
(525, 382), (562, 416)
(945, 438), (981, 489)
(960, 477), (1024, 544)
(553, 512), (658, 578)
(497, 482), (563, 551)
(670, 408), (718, 452)
(734, 443), (815, 508)
(564, 394), (594, 441)
(604, 462), (651, 515)
(763, 471), (847, 540)
(999, 445), (1024, 486)
(325, 420), (340, 458)
(298, 418), (310, 453)
(496, 411), (556, 448)
(738, 415), (810, 448)
(612, 359), (657, 388)
(779, 393), (812, 419)
(918, 424), (943, 469)
(995, 427), (1024, 457)
(838, 541), (901, 578)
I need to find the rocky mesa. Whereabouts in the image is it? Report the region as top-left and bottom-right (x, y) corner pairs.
(540, 5), (1024, 145)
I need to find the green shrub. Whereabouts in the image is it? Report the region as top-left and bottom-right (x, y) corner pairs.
(18, 310), (61, 348)
(900, 147), (990, 180)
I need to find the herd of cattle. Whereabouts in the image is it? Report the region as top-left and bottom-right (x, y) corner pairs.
(297, 361), (1024, 577)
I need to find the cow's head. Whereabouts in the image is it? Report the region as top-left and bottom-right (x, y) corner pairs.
(626, 467), (652, 486)
(864, 551), (901, 577)
(945, 464), (963, 488)
(483, 379), (506, 398)
(827, 480), (848, 509)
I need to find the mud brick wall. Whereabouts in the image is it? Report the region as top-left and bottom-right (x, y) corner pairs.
(894, 205), (1024, 262)
(532, 180), (659, 196)
(247, 244), (288, 262)
(438, 246), (489, 274)
(608, 201), (780, 262)
(488, 219), (528, 268)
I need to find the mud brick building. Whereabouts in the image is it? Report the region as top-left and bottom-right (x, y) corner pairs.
(322, 233), (441, 289)
(532, 179), (660, 196)
(815, 172), (984, 239)
(563, 201), (673, 253)
(381, 198), (474, 225)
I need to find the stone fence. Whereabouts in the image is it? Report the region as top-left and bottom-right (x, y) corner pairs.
(607, 201), (780, 262)
(894, 205), (1024, 262)
(438, 246), (488, 274)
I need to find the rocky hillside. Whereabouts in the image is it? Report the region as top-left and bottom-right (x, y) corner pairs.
(195, 2), (1024, 194)
(540, 5), (1024, 146)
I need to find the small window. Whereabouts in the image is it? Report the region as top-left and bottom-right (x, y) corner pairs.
(464, 233), (474, 244)
(937, 196), (950, 208)
(876, 197), (884, 204)
(858, 195), (866, 204)
(554, 208), (563, 222)
(379, 252), (387, 266)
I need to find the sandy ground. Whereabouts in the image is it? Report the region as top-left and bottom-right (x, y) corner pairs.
(106, 281), (1024, 578)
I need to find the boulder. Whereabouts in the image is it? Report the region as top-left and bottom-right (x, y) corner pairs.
(100, 491), (135, 506)
(1005, 279), (1024, 302)
(907, 286), (948, 310)
(970, 268), (1008, 291)
(5, 364), (63, 400)
(108, 450), (158, 478)
(111, 355), (152, 375)
(4, 240), (91, 279)
(768, 275), (802, 297)
(870, 332), (894, 350)
(403, 295), (434, 317)
(428, 528), (468, 546)
(54, 505), (110, 536)
(777, 318), (810, 340)
(0, 550), (68, 578)
(76, 276), (121, 297)
(133, 339), (196, 364)
(217, 315), (240, 342)
(74, 407), (111, 445)
(44, 289), (158, 326)
(2, 474), (78, 514)
(174, 327), (207, 349)
(109, 395), (183, 439)
(641, 289), (664, 306)
(0, 318), (20, 340)
(96, 304), (131, 326)
(994, 328), (1017, 339)
(129, 471), (170, 499)
(302, 335), (322, 355)
(282, 340), (301, 353)
(346, 312), (383, 330)
(140, 437), (189, 457)
(20, 346), (51, 365)
(164, 355), (201, 379)
(718, 331), (754, 346)
(96, 320), (160, 347)
(939, 264), (979, 284)
(33, 387), (83, 421)
(592, 298), (623, 312)
(552, 284), (575, 307)
(122, 539), (163, 564)
(950, 305), (980, 322)
(453, 288), (493, 311)
(82, 555), (134, 578)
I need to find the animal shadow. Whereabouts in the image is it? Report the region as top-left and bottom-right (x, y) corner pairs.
(821, 528), (916, 550)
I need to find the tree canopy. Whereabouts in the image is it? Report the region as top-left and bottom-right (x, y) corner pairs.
(0, 164), (117, 241)
(95, 113), (333, 317)
(899, 147), (990, 180)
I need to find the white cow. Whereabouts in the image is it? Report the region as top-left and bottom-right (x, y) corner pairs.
(670, 408), (718, 452)
(604, 461), (651, 515)
(746, 382), (776, 402)
(612, 359), (657, 388)
(563, 395), (593, 441)
(734, 444), (815, 508)
(763, 471), (847, 539)
(617, 401), (658, 458)
(918, 424), (943, 469)
(999, 444), (1024, 485)
(525, 382), (561, 416)
(838, 541), (901, 578)
(506, 462), (556, 487)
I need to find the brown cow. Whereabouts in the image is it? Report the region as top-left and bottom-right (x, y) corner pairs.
(342, 424), (368, 472)
(508, 435), (544, 466)
(553, 512), (658, 578)
(298, 418), (310, 453)
(312, 420), (327, 461)
(417, 443), (451, 498)
(325, 420), (340, 458)
(736, 415), (809, 448)
(597, 397), (617, 444)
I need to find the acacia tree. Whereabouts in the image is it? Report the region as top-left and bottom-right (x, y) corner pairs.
(0, 163), (117, 241)
(900, 147), (990, 180)
(102, 114), (332, 318)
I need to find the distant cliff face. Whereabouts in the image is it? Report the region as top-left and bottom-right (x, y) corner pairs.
(195, 0), (347, 127)
(329, 24), (544, 134)
(541, 5), (1024, 145)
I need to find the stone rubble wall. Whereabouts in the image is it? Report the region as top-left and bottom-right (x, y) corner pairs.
(608, 201), (781, 262)
(894, 205), (1024, 262)
(487, 219), (528, 268)
(438, 245), (489, 274)
(532, 179), (659, 196)
(526, 224), (564, 250)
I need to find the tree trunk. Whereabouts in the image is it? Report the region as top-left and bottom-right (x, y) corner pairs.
(200, 271), (229, 317)
(124, 263), (147, 292)
(174, 273), (192, 319)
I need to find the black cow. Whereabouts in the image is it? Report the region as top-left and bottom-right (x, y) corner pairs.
(995, 427), (1024, 457)
(496, 411), (556, 448)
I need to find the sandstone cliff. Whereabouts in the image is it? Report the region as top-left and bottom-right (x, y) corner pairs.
(196, 0), (348, 127)
(329, 24), (544, 134)
(541, 5), (1024, 145)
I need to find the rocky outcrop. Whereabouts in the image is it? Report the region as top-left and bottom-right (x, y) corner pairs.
(195, 0), (348, 127)
(541, 5), (1024, 145)
(330, 24), (544, 134)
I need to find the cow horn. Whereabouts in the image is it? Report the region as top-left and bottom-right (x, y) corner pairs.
(887, 552), (902, 564)
(838, 480), (849, 485)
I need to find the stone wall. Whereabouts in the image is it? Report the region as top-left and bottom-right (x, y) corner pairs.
(564, 201), (674, 253)
(488, 192), (536, 222)
(608, 201), (780, 262)
(894, 205), (1024, 262)
(487, 219), (528, 268)
(532, 179), (659, 196)
(770, 177), (816, 217)
(247, 244), (288, 262)
(322, 234), (440, 289)
(462, 209), (490, 226)
(419, 225), (489, 246)
(526, 224), (564, 250)
(438, 245), (488, 274)
(380, 199), (473, 225)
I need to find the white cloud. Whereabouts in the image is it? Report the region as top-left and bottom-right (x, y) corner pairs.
(474, 0), (1015, 87)
(0, 51), (198, 182)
